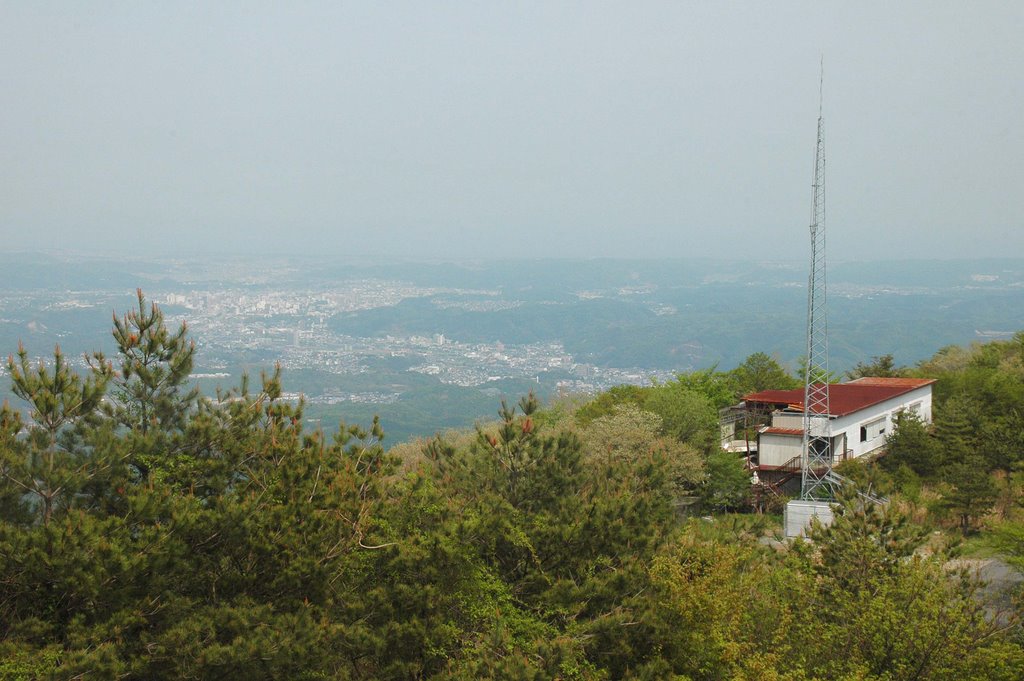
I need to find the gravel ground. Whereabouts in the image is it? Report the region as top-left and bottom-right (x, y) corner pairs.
(948, 558), (1023, 624)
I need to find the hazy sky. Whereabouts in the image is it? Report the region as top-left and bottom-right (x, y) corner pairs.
(2, 2), (1021, 261)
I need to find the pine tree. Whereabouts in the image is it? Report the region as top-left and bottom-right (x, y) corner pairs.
(944, 454), (997, 533)
(935, 393), (980, 475)
(883, 411), (940, 477)
(111, 289), (198, 435)
(110, 289), (200, 482)
(808, 486), (931, 594)
(4, 343), (112, 523)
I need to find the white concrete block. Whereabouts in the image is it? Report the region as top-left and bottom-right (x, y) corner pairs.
(784, 499), (834, 538)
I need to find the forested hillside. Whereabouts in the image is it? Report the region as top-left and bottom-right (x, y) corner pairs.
(2, 295), (1024, 679)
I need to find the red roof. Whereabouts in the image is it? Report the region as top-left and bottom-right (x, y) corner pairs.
(762, 427), (803, 436)
(843, 377), (935, 388)
(744, 377), (934, 418)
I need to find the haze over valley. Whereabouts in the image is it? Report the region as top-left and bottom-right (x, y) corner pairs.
(4, 253), (1023, 443)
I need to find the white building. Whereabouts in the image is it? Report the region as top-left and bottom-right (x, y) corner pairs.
(744, 377), (935, 472)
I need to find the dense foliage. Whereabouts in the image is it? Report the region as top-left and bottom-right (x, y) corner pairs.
(876, 334), (1024, 530)
(1, 297), (1022, 678)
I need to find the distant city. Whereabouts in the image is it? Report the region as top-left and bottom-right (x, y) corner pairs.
(3, 254), (1024, 443)
(156, 284), (677, 399)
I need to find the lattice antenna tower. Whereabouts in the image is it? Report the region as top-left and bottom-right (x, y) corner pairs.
(801, 64), (836, 501)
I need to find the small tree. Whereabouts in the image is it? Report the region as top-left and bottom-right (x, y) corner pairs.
(808, 486), (931, 593)
(701, 451), (750, 512)
(882, 411), (940, 478)
(644, 383), (719, 453)
(944, 455), (997, 533)
(796, 355), (841, 385)
(934, 394), (981, 480)
(845, 353), (905, 380)
(5, 343), (112, 523)
(979, 410), (1024, 474)
(729, 352), (799, 395)
(580, 404), (705, 497)
(111, 289), (199, 435)
(109, 290), (201, 482)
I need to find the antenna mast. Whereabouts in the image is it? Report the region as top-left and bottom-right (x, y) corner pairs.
(801, 63), (836, 501)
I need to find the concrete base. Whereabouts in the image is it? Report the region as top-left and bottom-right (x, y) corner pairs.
(784, 500), (834, 538)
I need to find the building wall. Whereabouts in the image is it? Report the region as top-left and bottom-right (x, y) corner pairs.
(759, 433), (803, 468)
(758, 432), (847, 468)
(828, 385), (933, 459)
(772, 413), (803, 429)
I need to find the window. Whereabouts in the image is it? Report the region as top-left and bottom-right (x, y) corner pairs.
(860, 418), (886, 443)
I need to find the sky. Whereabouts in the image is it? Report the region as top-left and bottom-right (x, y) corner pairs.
(2, 1), (1022, 261)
